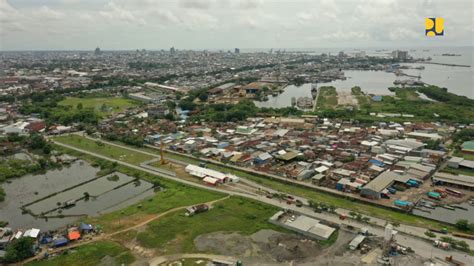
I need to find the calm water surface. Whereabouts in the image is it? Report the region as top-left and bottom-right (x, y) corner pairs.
(0, 161), (154, 231)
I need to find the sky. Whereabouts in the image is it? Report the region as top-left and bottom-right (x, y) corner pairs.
(1, 0), (473, 51)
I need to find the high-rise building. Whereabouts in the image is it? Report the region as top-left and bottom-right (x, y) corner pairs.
(392, 50), (408, 60)
(234, 48), (240, 54)
(170, 46), (176, 54)
(94, 47), (102, 55)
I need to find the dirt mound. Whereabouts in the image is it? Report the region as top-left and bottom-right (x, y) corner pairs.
(194, 232), (253, 256)
(256, 231), (322, 262)
(194, 230), (322, 263)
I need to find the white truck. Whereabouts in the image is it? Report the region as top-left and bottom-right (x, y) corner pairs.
(433, 240), (450, 250)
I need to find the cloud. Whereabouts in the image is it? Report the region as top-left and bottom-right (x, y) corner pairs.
(148, 9), (180, 24)
(0, 0), (26, 34)
(321, 30), (370, 41)
(180, 10), (219, 31)
(236, 0), (264, 9)
(99, 2), (146, 25)
(37, 5), (65, 20)
(179, 0), (213, 9)
(0, 0), (472, 50)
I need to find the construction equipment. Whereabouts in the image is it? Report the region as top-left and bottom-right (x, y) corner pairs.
(445, 256), (465, 266)
(160, 139), (167, 165)
(433, 240), (450, 250)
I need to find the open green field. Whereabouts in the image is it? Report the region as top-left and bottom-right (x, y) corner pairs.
(351, 87), (370, 106)
(316, 86), (338, 109)
(454, 150), (474, 161)
(355, 87), (474, 123)
(59, 97), (139, 116)
(53, 135), (154, 165)
(27, 241), (135, 266)
(135, 196), (283, 254)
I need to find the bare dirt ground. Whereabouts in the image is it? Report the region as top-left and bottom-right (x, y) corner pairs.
(337, 91), (358, 106)
(193, 229), (366, 265)
(147, 229), (428, 266)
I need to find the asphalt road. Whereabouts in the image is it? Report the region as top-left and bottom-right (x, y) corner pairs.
(51, 138), (474, 265)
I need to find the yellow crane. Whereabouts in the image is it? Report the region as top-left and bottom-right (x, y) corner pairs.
(160, 139), (167, 165)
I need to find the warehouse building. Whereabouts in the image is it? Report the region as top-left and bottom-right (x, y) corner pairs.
(447, 157), (474, 170)
(433, 172), (474, 190)
(269, 211), (336, 240)
(185, 164), (239, 185)
(360, 171), (402, 200)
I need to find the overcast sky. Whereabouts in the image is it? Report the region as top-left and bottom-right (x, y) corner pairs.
(1, 0), (473, 51)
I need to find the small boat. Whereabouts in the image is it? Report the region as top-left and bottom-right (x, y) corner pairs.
(63, 200), (76, 208)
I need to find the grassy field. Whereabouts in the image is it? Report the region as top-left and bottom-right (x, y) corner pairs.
(27, 241), (135, 266)
(393, 88), (421, 101)
(316, 86), (338, 109)
(454, 150), (474, 161)
(85, 179), (224, 233)
(353, 87), (474, 123)
(351, 87), (370, 106)
(53, 135), (154, 165)
(135, 196), (283, 254)
(59, 97), (139, 116)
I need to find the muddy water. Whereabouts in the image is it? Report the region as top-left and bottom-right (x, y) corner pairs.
(0, 161), (154, 231)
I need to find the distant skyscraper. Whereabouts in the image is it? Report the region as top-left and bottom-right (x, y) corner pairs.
(234, 48), (240, 54)
(170, 46), (176, 54)
(392, 50), (408, 60)
(94, 47), (102, 55)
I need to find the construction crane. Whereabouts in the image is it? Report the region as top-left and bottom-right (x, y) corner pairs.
(160, 139), (167, 165)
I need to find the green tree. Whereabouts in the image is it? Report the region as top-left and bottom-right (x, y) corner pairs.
(76, 103), (83, 110)
(4, 237), (35, 263)
(424, 231), (436, 238)
(455, 219), (470, 231)
(456, 240), (470, 252)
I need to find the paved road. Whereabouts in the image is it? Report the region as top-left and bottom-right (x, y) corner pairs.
(51, 138), (474, 265)
(312, 86), (320, 112)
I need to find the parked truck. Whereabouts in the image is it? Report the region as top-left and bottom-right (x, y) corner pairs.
(429, 228), (448, 234)
(427, 191), (441, 200)
(434, 188), (447, 198)
(433, 240), (450, 250)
